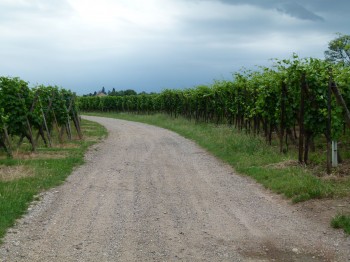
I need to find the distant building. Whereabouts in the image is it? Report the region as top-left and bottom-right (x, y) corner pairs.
(96, 92), (107, 97)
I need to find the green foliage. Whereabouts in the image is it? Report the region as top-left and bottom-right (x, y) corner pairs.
(0, 76), (80, 154)
(325, 33), (350, 65)
(331, 214), (350, 234)
(34, 85), (70, 127)
(0, 77), (32, 136)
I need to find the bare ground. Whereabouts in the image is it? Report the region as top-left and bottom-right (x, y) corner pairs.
(0, 116), (349, 262)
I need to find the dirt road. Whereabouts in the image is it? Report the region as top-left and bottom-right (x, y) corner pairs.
(1, 116), (349, 261)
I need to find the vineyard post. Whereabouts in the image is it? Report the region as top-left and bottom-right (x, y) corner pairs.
(70, 96), (83, 139)
(33, 92), (51, 147)
(326, 73), (332, 174)
(332, 141), (338, 167)
(3, 125), (12, 157)
(330, 81), (350, 129)
(53, 110), (63, 143)
(0, 138), (8, 156)
(40, 103), (52, 147)
(48, 95), (63, 143)
(66, 97), (74, 140)
(302, 78), (313, 164)
(38, 95), (52, 146)
(298, 73), (306, 164)
(29, 92), (42, 148)
(25, 116), (35, 151)
(18, 93), (36, 151)
(72, 111), (83, 139)
(280, 82), (287, 153)
(66, 121), (72, 140)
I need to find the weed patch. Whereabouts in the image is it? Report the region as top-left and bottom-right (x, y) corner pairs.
(331, 214), (350, 234)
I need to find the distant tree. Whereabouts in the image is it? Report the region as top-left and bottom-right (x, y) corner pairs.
(325, 33), (350, 65)
(93, 91), (97, 96)
(109, 88), (116, 96)
(105, 88), (137, 96)
(124, 89), (137, 96)
(101, 86), (106, 94)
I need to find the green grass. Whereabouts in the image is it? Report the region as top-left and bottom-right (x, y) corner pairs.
(331, 214), (350, 234)
(0, 119), (107, 241)
(85, 112), (348, 203)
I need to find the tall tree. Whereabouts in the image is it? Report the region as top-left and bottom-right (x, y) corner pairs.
(325, 33), (350, 65)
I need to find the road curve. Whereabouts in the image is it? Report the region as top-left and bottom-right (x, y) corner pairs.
(0, 116), (349, 261)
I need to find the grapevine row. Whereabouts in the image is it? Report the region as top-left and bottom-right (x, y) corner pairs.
(78, 56), (350, 170)
(0, 77), (82, 157)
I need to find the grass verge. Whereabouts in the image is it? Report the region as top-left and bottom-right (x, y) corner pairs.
(85, 112), (350, 203)
(331, 214), (350, 234)
(0, 119), (107, 241)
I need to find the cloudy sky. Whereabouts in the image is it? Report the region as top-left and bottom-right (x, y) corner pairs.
(0, 0), (349, 94)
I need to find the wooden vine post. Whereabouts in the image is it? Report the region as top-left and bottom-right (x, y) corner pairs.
(330, 82), (350, 129)
(38, 95), (52, 147)
(17, 93), (36, 152)
(66, 98), (73, 140)
(326, 72), (332, 174)
(298, 73), (306, 164)
(280, 81), (287, 153)
(0, 125), (12, 157)
(70, 95), (83, 140)
(48, 94), (63, 144)
(3, 126), (12, 157)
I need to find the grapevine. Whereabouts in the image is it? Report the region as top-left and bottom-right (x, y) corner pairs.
(0, 77), (82, 157)
(78, 55), (350, 171)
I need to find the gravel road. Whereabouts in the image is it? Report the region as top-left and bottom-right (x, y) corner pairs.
(1, 116), (349, 261)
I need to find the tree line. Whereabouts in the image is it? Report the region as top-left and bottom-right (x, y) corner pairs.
(83, 87), (148, 97)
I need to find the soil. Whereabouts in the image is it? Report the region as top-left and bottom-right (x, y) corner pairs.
(0, 116), (349, 261)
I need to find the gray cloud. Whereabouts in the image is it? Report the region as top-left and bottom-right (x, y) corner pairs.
(214, 0), (325, 21)
(276, 2), (324, 21)
(0, 0), (349, 95)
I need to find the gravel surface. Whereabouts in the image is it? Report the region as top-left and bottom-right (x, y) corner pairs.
(1, 116), (349, 261)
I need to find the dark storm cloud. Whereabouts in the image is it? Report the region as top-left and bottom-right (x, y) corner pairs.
(212, 0), (326, 21)
(276, 2), (324, 21)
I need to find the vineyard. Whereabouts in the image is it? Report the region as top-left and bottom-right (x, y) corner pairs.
(0, 77), (82, 157)
(79, 56), (350, 172)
